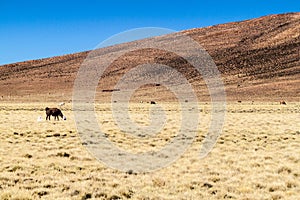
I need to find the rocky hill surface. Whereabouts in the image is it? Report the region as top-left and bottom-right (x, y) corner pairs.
(0, 13), (299, 102)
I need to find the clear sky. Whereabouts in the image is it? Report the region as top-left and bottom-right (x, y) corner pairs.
(1, 0), (299, 65)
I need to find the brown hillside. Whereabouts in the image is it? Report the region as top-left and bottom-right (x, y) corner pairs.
(0, 13), (299, 102)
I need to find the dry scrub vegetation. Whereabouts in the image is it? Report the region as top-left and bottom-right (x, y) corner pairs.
(0, 102), (299, 199)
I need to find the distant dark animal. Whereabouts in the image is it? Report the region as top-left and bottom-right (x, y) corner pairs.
(150, 101), (156, 104)
(280, 101), (286, 105)
(45, 107), (64, 120)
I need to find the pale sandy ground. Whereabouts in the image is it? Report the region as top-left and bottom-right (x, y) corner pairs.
(0, 102), (299, 200)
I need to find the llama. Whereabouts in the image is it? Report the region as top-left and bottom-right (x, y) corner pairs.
(280, 101), (287, 105)
(45, 107), (65, 120)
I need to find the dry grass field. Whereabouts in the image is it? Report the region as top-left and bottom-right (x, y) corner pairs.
(0, 101), (299, 199)
(0, 12), (299, 200)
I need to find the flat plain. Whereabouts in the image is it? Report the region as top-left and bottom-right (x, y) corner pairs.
(0, 101), (299, 199)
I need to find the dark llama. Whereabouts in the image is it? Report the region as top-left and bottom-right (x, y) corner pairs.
(45, 107), (65, 120)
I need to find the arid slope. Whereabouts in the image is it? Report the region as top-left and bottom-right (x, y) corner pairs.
(0, 13), (299, 102)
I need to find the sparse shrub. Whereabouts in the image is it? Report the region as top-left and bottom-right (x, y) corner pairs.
(81, 193), (92, 200)
(121, 189), (134, 198)
(277, 166), (292, 174)
(108, 194), (121, 200)
(8, 165), (22, 172)
(95, 193), (107, 199)
(56, 152), (70, 157)
(24, 154), (33, 158)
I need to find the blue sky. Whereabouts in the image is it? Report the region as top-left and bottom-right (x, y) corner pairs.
(1, 0), (299, 65)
